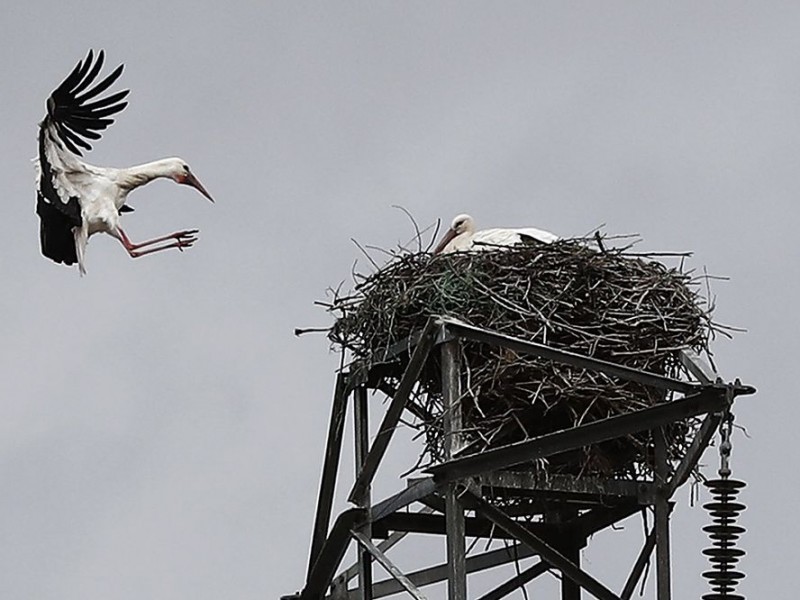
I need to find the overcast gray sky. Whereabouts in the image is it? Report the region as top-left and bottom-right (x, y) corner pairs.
(1, 2), (795, 598)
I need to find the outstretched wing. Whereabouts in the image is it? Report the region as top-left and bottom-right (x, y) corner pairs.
(42, 49), (130, 156)
(36, 50), (129, 268)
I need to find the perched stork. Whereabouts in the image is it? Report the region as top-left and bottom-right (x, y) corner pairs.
(36, 50), (214, 274)
(433, 214), (559, 254)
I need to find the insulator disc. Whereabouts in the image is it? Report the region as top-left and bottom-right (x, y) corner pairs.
(702, 478), (747, 599)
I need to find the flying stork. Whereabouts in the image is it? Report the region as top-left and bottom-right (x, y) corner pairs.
(36, 50), (214, 274)
(433, 214), (559, 254)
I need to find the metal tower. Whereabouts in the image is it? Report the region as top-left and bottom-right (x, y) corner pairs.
(286, 317), (754, 600)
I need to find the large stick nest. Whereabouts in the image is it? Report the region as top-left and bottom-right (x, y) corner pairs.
(327, 236), (723, 479)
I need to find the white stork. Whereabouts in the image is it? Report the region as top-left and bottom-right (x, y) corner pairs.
(433, 214), (559, 254)
(36, 50), (214, 274)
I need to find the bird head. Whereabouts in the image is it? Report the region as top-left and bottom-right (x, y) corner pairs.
(165, 157), (214, 202)
(450, 214), (475, 236)
(433, 213), (475, 254)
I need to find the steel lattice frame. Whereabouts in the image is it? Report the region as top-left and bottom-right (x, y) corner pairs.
(286, 317), (754, 600)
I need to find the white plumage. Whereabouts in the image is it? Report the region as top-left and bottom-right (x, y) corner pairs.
(36, 50), (214, 274)
(433, 214), (558, 254)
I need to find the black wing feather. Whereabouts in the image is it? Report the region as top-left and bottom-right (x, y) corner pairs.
(55, 122), (92, 153)
(37, 192), (79, 265)
(57, 49), (94, 96)
(74, 64), (124, 104)
(36, 129), (81, 265)
(74, 102), (129, 119)
(71, 50), (105, 95)
(78, 89), (130, 112)
(43, 49), (129, 156)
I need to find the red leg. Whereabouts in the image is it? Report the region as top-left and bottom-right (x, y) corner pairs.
(115, 228), (198, 258)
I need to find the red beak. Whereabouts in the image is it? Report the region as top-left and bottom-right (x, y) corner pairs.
(433, 228), (456, 255)
(182, 172), (214, 202)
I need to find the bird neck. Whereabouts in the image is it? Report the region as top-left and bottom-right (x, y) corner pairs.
(117, 159), (177, 190)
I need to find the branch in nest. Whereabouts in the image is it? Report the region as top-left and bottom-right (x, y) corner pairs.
(324, 236), (730, 480)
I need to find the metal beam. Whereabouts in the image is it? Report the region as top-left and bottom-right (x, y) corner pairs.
(365, 498), (642, 599)
(477, 472), (656, 503)
(308, 374), (351, 577)
(371, 478), (438, 522)
(374, 328), (428, 364)
(654, 429), (671, 600)
(373, 498), (639, 541)
(678, 349), (718, 384)
(303, 508), (367, 600)
(353, 386), (373, 600)
(463, 491), (620, 600)
(440, 318), (699, 394)
(373, 512), (567, 541)
(442, 340), (467, 600)
(416, 492), (447, 514)
(339, 507), (437, 586)
(353, 386), (371, 506)
(352, 531), (427, 600)
(561, 533), (582, 600)
(349, 320), (437, 503)
(664, 411), (722, 498)
(373, 380), (435, 423)
(429, 389), (727, 483)
(575, 503), (641, 538)
(370, 543), (537, 598)
(620, 529), (656, 600)
(442, 339), (465, 457)
(474, 561), (550, 600)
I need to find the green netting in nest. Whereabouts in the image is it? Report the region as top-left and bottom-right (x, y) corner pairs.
(327, 237), (723, 479)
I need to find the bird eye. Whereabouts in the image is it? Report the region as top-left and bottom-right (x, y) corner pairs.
(183, 165), (190, 172)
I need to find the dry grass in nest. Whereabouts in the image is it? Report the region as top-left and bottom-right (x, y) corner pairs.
(327, 235), (726, 480)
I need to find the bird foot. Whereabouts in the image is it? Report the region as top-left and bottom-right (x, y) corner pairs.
(172, 230), (199, 252)
(128, 230), (199, 258)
